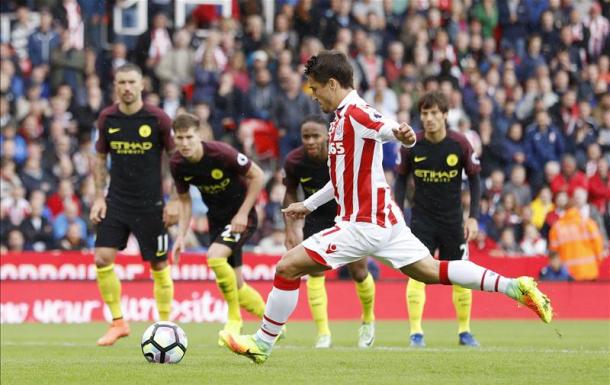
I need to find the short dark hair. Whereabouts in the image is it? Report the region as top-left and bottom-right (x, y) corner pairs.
(300, 114), (329, 129)
(418, 91), (449, 113)
(115, 63), (143, 76)
(172, 113), (200, 133)
(304, 50), (353, 88)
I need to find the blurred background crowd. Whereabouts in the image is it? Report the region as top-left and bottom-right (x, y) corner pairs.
(0, 0), (608, 280)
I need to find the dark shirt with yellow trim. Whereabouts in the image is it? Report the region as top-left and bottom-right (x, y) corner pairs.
(170, 141), (251, 222)
(95, 103), (173, 211)
(396, 130), (481, 225)
(283, 146), (337, 231)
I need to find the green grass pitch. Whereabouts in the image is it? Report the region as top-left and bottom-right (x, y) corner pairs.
(1, 320), (608, 385)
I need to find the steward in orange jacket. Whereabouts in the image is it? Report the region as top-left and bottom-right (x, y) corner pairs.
(549, 207), (604, 281)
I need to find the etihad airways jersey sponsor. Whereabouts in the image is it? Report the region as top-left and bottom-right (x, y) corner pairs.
(170, 141), (251, 222)
(95, 104), (173, 210)
(396, 130), (481, 224)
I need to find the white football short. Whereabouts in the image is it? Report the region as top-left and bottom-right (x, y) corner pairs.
(301, 220), (430, 269)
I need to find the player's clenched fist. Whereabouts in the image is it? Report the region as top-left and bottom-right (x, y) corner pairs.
(90, 197), (107, 224)
(392, 122), (417, 147)
(230, 211), (248, 234)
(163, 199), (180, 227)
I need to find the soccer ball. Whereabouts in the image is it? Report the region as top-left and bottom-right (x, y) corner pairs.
(141, 321), (188, 364)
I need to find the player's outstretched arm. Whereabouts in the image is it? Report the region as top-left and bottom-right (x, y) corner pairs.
(302, 181), (334, 212)
(171, 192), (192, 265)
(231, 161), (264, 234)
(90, 153), (108, 224)
(282, 180), (334, 220)
(281, 202), (312, 220)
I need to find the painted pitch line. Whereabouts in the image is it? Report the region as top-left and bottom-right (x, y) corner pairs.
(277, 345), (610, 355)
(2, 341), (609, 355)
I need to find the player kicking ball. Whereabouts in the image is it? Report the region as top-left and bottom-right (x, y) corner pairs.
(395, 91), (483, 347)
(283, 115), (376, 349)
(169, 113), (267, 344)
(219, 51), (552, 364)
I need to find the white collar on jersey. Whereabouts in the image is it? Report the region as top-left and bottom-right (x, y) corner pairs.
(335, 89), (360, 117)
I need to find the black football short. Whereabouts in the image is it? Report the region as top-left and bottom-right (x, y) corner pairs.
(208, 210), (258, 268)
(95, 205), (169, 261)
(410, 215), (467, 261)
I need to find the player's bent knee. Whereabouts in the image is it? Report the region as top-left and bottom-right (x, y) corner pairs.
(275, 259), (301, 281)
(150, 260), (168, 271)
(94, 248), (116, 268)
(400, 257), (440, 284)
(348, 266), (369, 282)
(415, 275), (440, 284)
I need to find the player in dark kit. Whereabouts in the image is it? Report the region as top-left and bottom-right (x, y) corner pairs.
(283, 115), (376, 349)
(169, 113), (267, 344)
(91, 63), (175, 346)
(394, 91), (482, 347)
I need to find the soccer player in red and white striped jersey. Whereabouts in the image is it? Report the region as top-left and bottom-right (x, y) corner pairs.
(219, 51), (553, 364)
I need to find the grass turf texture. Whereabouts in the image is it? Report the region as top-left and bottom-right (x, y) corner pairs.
(1, 320), (608, 385)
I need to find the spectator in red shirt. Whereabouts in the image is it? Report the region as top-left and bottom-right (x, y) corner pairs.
(46, 178), (81, 218)
(383, 41), (404, 84)
(470, 224), (498, 253)
(550, 153), (588, 197)
(541, 190), (569, 239)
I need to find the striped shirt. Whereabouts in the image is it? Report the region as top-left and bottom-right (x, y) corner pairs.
(326, 90), (405, 227)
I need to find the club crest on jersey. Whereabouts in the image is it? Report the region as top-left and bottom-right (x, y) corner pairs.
(139, 124), (152, 138)
(471, 152), (480, 165)
(446, 154), (458, 167)
(211, 169), (224, 180)
(237, 153), (248, 166)
(365, 105), (383, 121)
(333, 122), (344, 140)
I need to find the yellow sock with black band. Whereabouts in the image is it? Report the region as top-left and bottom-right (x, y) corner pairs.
(452, 285), (472, 334)
(152, 265), (174, 321)
(238, 282), (265, 318)
(96, 264), (123, 320)
(355, 273), (375, 323)
(208, 257), (242, 322)
(307, 275), (330, 336)
(406, 278), (426, 335)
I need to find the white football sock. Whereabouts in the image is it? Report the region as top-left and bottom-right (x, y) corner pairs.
(447, 260), (513, 294)
(256, 287), (299, 345)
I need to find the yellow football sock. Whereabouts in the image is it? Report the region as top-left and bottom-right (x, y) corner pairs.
(208, 257), (242, 322)
(238, 282), (265, 318)
(307, 275), (330, 336)
(406, 278), (426, 335)
(452, 285), (472, 334)
(152, 266), (174, 321)
(355, 273), (375, 323)
(96, 264), (123, 319)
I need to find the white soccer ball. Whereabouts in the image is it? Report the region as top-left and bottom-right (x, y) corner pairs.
(141, 321), (188, 364)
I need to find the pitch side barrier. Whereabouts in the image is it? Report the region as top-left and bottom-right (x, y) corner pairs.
(1, 251), (608, 323)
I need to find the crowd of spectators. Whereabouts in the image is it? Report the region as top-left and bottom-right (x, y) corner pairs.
(0, 1), (608, 279)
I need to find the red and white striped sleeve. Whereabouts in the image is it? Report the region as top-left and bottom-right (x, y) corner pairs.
(347, 104), (399, 143)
